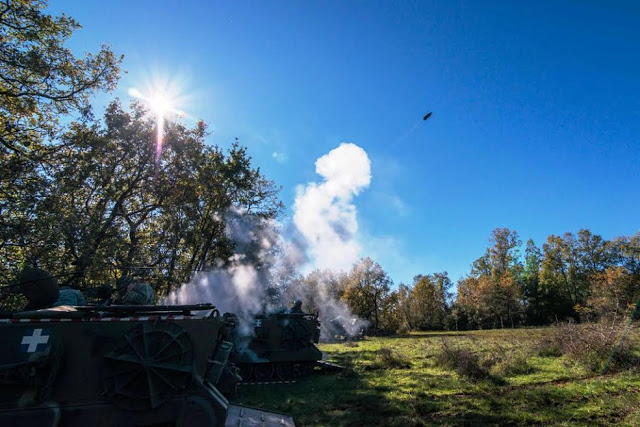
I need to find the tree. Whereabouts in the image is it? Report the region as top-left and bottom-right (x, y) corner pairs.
(284, 269), (344, 315)
(396, 283), (415, 330)
(341, 257), (392, 334)
(0, 0), (121, 285)
(522, 239), (547, 324)
(585, 233), (640, 320)
(586, 267), (638, 319)
(457, 229), (639, 328)
(462, 228), (523, 328)
(471, 228), (521, 277)
(378, 289), (403, 334)
(455, 275), (483, 329)
(575, 229), (611, 274)
(611, 233), (640, 276)
(539, 231), (607, 320)
(540, 234), (579, 314)
(0, 0), (121, 156)
(408, 273), (452, 330)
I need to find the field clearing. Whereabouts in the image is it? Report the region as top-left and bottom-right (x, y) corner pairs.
(233, 326), (640, 426)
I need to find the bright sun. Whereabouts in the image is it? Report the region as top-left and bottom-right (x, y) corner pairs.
(149, 92), (171, 115)
(128, 87), (176, 117)
(128, 86), (183, 161)
(127, 73), (191, 162)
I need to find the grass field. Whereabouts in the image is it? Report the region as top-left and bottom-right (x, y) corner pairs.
(232, 325), (640, 426)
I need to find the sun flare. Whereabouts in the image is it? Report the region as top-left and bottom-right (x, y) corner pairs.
(128, 87), (179, 117)
(149, 92), (171, 115)
(128, 75), (190, 161)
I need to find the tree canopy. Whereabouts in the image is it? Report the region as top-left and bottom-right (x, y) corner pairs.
(1, 98), (282, 305)
(1, 0), (123, 302)
(0, 0), (121, 155)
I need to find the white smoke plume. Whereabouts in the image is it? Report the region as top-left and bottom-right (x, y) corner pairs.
(284, 269), (369, 341)
(293, 143), (371, 272)
(166, 143), (373, 341)
(164, 206), (278, 335)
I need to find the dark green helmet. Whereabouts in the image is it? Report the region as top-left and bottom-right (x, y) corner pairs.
(116, 275), (134, 293)
(17, 267), (59, 309)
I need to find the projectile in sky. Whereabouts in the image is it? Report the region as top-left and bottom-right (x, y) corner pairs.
(423, 112), (433, 121)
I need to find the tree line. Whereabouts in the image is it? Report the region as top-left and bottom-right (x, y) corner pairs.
(292, 228), (638, 334)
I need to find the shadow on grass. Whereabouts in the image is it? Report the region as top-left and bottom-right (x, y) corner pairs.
(231, 367), (513, 426)
(232, 372), (402, 426)
(231, 367), (640, 426)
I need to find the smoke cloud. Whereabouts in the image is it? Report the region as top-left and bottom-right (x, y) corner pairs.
(284, 269), (369, 341)
(164, 207), (278, 335)
(166, 143), (372, 341)
(293, 143), (371, 272)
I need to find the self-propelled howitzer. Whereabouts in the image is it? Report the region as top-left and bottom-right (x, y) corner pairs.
(223, 304), (341, 383)
(0, 304), (294, 426)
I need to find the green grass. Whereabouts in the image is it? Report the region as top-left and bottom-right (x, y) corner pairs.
(231, 327), (640, 426)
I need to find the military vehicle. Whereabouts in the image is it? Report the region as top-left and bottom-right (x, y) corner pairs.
(0, 303), (295, 426)
(326, 315), (366, 342)
(223, 304), (336, 382)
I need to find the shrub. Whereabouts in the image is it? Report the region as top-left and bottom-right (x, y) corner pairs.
(537, 334), (564, 357)
(374, 347), (411, 370)
(538, 321), (640, 373)
(491, 352), (533, 376)
(435, 339), (490, 381)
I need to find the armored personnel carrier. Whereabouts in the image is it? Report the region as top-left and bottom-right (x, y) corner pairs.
(223, 304), (328, 382)
(0, 303), (294, 426)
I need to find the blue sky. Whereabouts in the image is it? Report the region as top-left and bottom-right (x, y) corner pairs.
(52, 1), (639, 285)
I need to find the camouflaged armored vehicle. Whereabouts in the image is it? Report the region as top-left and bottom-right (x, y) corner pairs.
(0, 302), (295, 426)
(223, 302), (332, 382)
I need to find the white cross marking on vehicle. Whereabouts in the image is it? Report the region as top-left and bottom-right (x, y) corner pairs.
(21, 328), (50, 353)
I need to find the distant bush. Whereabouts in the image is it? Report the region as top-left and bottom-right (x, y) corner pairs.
(490, 351), (533, 377)
(435, 339), (490, 381)
(373, 347), (411, 370)
(538, 321), (640, 373)
(536, 334), (564, 357)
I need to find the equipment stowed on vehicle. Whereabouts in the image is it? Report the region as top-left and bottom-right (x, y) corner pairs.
(0, 303), (295, 426)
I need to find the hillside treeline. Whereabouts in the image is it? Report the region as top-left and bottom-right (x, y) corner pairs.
(295, 229), (639, 333)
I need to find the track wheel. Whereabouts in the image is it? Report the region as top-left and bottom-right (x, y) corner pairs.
(275, 362), (295, 380)
(295, 362), (314, 377)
